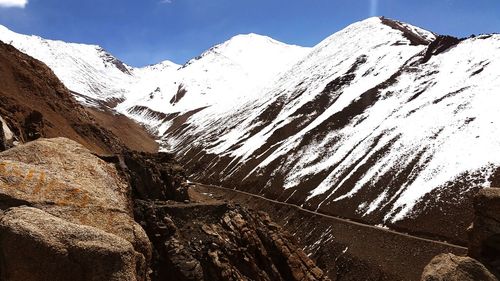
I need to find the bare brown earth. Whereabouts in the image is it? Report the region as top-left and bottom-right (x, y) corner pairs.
(0, 40), (157, 154)
(193, 184), (468, 281)
(86, 107), (158, 153)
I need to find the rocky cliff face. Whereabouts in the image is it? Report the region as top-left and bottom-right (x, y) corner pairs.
(420, 188), (500, 281)
(113, 150), (330, 281)
(134, 201), (330, 281)
(469, 188), (500, 278)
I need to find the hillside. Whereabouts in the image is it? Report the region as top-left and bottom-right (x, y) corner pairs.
(0, 40), (157, 154)
(161, 18), (500, 244)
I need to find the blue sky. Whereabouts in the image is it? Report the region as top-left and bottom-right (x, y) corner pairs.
(0, 0), (499, 66)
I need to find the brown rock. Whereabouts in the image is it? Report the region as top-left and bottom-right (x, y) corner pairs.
(421, 253), (498, 281)
(0, 206), (143, 281)
(0, 138), (151, 279)
(117, 150), (188, 202)
(134, 201), (331, 281)
(469, 188), (500, 277)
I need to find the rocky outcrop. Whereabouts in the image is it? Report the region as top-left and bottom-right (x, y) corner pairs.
(110, 146), (330, 281)
(0, 206), (145, 281)
(0, 116), (15, 152)
(421, 253), (497, 281)
(118, 151), (189, 202)
(421, 35), (462, 63)
(0, 137), (329, 281)
(469, 188), (500, 278)
(420, 188), (500, 281)
(0, 138), (151, 280)
(134, 201), (330, 281)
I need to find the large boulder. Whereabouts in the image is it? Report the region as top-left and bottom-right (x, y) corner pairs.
(420, 253), (497, 281)
(469, 188), (500, 277)
(0, 206), (144, 281)
(0, 138), (151, 279)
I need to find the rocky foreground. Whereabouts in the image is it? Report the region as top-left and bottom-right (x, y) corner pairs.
(419, 188), (500, 281)
(0, 137), (330, 281)
(0, 35), (329, 281)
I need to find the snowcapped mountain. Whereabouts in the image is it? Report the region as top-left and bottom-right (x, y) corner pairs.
(0, 25), (134, 105)
(159, 17), (500, 243)
(117, 33), (310, 134)
(0, 25), (309, 132)
(2, 17), (499, 244)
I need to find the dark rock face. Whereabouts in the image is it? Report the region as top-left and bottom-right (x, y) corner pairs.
(116, 151), (189, 202)
(421, 254), (498, 281)
(117, 150), (330, 281)
(380, 17), (433, 45)
(134, 201), (330, 281)
(170, 84), (187, 105)
(98, 47), (132, 75)
(0, 121), (5, 151)
(469, 188), (500, 278)
(23, 110), (44, 141)
(421, 35), (462, 63)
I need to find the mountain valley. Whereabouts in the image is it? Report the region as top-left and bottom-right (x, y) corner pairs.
(0, 16), (499, 281)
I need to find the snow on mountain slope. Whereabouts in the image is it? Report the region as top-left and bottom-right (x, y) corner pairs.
(0, 25), (310, 132)
(162, 17), (500, 243)
(0, 25), (135, 105)
(117, 33), (310, 134)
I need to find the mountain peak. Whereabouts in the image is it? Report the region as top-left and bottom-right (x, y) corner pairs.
(142, 60), (180, 71)
(378, 17), (436, 45)
(182, 32), (309, 70)
(313, 16), (435, 53)
(199, 32), (305, 59)
(225, 33), (287, 46)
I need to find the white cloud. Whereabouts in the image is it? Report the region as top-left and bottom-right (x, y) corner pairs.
(0, 0), (28, 8)
(160, 0), (172, 3)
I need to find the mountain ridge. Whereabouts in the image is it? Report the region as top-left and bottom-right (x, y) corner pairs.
(157, 17), (500, 244)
